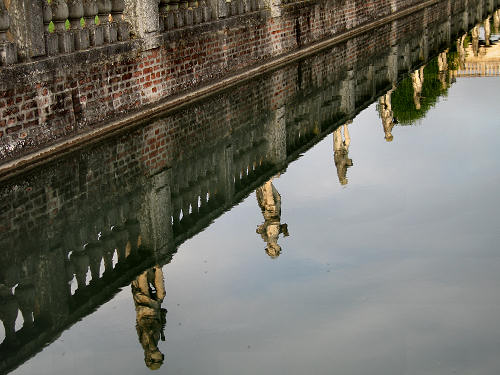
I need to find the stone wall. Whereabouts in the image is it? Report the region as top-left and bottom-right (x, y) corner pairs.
(0, 0), (493, 165)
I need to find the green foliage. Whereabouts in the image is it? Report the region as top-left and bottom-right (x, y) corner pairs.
(391, 57), (450, 125)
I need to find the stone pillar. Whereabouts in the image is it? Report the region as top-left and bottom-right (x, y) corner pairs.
(124, 0), (160, 39)
(97, 0), (114, 43)
(4, 0), (45, 60)
(138, 170), (173, 255)
(0, 1), (17, 65)
(83, 0), (103, 46)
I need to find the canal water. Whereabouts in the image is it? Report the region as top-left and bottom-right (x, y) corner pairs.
(1, 9), (500, 375)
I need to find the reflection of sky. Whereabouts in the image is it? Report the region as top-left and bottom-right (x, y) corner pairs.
(12, 77), (500, 375)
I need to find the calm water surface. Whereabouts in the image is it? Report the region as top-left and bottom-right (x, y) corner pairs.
(2, 15), (500, 375)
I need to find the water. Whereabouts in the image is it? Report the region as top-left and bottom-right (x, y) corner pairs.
(2, 9), (500, 375)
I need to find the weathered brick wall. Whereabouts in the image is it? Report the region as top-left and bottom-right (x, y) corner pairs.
(1, 0), (492, 164)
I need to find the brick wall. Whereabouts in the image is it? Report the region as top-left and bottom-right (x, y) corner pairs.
(0, 0), (493, 164)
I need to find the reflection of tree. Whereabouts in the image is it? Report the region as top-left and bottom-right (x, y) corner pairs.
(378, 88), (396, 142)
(391, 52), (453, 125)
(131, 266), (167, 370)
(256, 180), (289, 259)
(333, 122), (353, 185)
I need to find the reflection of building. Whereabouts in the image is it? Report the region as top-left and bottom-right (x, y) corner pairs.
(452, 24), (500, 77)
(411, 66), (424, 110)
(378, 88), (396, 142)
(437, 50), (448, 89)
(256, 179), (289, 259)
(131, 266), (167, 370)
(333, 122), (353, 185)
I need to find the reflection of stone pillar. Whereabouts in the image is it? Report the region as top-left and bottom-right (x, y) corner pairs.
(266, 106), (287, 165)
(379, 89), (395, 142)
(132, 266), (167, 370)
(34, 247), (70, 326)
(333, 122), (353, 185)
(340, 70), (355, 117)
(139, 169), (173, 255)
(471, 25), (479, 57)
(411, 67), (424, 110)
(484, 16), (491, 46)
(256, 179), (288, 259)
(387, 45), (398, 85)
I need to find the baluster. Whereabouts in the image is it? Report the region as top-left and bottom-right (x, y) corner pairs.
(0, 284), (18, 345)
(83, 0), (103, 46)
(159, 0), (169, 31)
(51, 0), (74, 53)
(100, 232), (116, 273)
(113, 227), (128, 263)
(68, 0), (90, 50)
(0, 2), (17, 65)
(70, 249), (90, 291)
(97, 0), (112, 43)
(199, 0), (211, 22)
(86, 242), (104, 282)
(111, 0), (129, 40)
(14, 284), (35, 330)
(42, 0), (58, 56)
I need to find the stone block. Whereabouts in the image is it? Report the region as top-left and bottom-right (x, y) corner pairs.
(0, 42), (17, 65)
(58, 32), (74, 54)
(90, 26), (105, 46)
(73, 29), (91, 51)
(117, 22), (130, 41)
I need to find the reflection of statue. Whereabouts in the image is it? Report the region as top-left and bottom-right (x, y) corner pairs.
(411, 67), (424, 110)
(256, 179), (289, 259)
(471, 26), (479, 57)
(333, 121), (353, 185)
(484, 16), (491, 46)
(131, 266), (167, 370)
(494, 9), (499, 34)
(437, 51), (448, 89)
(457, 34), (467, 69)
(379, 88), (395, 142)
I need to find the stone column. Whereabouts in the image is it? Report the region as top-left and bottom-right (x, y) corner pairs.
(124, 0), (160, 40)
(4, 0), (45, 60)
(0, 1), (16, 65)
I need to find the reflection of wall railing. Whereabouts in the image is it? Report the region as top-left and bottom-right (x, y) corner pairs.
(453, 61), (500, 76)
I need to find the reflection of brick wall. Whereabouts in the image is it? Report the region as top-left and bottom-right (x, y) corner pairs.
(0, 0), (476, 164)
